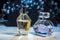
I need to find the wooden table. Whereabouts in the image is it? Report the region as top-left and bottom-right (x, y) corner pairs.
(0, 25), (60, 40)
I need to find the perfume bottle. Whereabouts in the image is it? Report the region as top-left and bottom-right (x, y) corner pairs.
(33, 12), (54, 37)
(17, 6), (31, 35)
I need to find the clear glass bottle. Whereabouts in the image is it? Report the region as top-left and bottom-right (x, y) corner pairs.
(17, 6), (31, 35)
(33, 12), (54, 37)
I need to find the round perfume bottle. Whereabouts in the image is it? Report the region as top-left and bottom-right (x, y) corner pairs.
(33, 12), (54, 37)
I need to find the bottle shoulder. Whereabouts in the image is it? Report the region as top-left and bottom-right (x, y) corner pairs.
(17, 14), (31, 21)
(34, 19), (54, 26)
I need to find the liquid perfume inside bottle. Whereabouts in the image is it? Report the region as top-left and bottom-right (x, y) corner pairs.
(17, 6), (31, 35)
(33, 12), (54, 37)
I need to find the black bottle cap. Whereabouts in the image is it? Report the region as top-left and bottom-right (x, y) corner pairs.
(22, 6), (26, 14)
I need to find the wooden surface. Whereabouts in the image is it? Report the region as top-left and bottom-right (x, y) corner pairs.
(0, 25), (60, 40)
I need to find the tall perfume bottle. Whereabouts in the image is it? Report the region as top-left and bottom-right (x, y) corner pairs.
(17, 6), (31, 35)
(33, 12), (54, 37)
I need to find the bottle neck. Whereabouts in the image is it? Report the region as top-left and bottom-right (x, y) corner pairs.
(19, 6), (26, 14)
(38, 17), (46, 20)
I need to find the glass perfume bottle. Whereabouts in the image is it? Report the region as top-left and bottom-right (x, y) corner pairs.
(17, 6), (31, 35)
(33, 12), (54, 37)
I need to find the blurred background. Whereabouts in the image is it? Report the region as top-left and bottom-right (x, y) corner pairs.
(0, 0), (60, 26)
